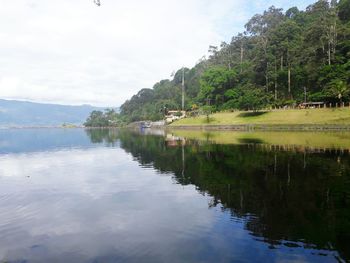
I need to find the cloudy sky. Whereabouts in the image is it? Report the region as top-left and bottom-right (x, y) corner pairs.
(0, 0), (315, 107)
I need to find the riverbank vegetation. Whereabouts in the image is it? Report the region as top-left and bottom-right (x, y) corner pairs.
(84, 109), (122, 127)
(119, 0), (350, 123)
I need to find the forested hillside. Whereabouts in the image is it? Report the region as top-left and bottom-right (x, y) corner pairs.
(120, 0), (350, 122)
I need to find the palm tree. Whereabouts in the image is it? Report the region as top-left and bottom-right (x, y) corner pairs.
(329, 80), (350, 104)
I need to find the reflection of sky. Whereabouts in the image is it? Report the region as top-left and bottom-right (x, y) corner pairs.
(0, 130), (342, 262)
(0, 147), (220, 262)
(0, 128), (96, 154)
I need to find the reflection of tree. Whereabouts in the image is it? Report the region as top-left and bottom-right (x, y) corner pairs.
(85, 128), (119, 145)
(86, 129), (350, 261)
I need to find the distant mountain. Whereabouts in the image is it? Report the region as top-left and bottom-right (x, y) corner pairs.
(0, 99), (114, 127)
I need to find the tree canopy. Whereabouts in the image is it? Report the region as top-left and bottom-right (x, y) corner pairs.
(84, 109), (120, 127)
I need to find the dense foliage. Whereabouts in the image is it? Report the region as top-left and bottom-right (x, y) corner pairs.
(84, 109), (121, 127)
(120, 0), (350, 122)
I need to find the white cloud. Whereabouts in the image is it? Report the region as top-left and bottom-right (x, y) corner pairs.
(0, 0), (315, 106)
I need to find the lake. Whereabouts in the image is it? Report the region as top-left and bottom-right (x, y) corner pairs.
(0, 128), (349, 262)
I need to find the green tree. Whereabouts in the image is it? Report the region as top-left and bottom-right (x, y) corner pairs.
(84, 109), (121, 127)
(238, 85), (270, 111)
(199, 67), (237, 107)
(325, 80), (350, 103)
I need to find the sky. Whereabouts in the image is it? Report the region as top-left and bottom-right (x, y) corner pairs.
(0, 0), (316, 107)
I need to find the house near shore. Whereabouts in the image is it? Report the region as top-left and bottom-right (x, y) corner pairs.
(165, 110), (186, 124)
(299, 102), (324, 109)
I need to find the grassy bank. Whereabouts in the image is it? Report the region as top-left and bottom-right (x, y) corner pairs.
(171, 108), (350, 126)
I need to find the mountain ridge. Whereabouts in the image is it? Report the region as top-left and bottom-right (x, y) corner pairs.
(0, 99), (115, 127)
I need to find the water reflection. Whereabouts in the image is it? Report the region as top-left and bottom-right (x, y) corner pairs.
(0, 128), (348, 262)
(88, 129), (350, 262)
(0, 128), (93, 154)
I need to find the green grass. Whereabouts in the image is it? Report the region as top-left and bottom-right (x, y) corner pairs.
(171, 108), (350, 126)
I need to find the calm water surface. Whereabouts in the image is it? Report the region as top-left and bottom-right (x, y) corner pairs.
(0, 128), (349, 263)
